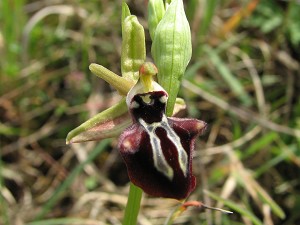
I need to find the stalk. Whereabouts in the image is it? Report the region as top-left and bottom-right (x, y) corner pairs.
(122, 183), (143, 225)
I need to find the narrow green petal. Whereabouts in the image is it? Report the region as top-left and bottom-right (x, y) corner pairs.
(66, 99), (130, 144)
(89, 63), (134, 95)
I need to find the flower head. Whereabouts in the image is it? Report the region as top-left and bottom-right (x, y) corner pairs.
(66, 0), (206, 201)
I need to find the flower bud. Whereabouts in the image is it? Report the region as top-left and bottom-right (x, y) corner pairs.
(151, 0), (192, 116)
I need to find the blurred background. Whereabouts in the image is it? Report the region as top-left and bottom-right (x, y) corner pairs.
(1, 0), (300, 224)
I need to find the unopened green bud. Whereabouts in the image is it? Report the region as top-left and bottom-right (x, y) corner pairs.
(151, 0), (192, 116)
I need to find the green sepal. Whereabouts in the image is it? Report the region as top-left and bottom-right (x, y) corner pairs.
(66, 97), (186, 144)
(151, 0), (192, 116)
(121, 14), (146, 82)
(148, 0), (165, 40)
(66, 99), (130, 144)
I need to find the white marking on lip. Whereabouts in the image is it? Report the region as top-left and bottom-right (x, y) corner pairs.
(139, 118), (174, 180)
(160, 115), (188, 177)
(138, 114), (188, 180)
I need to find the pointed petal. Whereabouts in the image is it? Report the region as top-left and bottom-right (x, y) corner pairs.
(89, 63), (134, 95)
(66, 99), (130, 144)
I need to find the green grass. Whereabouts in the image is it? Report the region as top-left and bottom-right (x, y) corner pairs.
(0, 0), (25, 76)
(34, 140), (111, 220)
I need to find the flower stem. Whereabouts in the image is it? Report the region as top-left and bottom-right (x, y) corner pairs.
(122, 183), (143, 225)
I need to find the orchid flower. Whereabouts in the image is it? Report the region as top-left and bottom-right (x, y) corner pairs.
(66, 0), (207, 201)
(119, 63), (206, 199)
(67, 61), (206, 200)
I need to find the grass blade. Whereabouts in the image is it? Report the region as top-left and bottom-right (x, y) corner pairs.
(34, 139), (111, 220)
(204, 45), (252, 106)
(205, 190), (263, 225)
(26, 218), (96, 225)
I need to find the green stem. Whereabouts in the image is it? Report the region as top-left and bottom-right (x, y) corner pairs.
(122, 183), (143, 225)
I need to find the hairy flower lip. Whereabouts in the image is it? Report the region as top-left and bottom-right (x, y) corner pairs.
(119, 87), (207, 200)
(119, 115), (207, 200)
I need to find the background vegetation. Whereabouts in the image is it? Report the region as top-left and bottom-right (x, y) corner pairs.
(1, 0), (300, 224)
